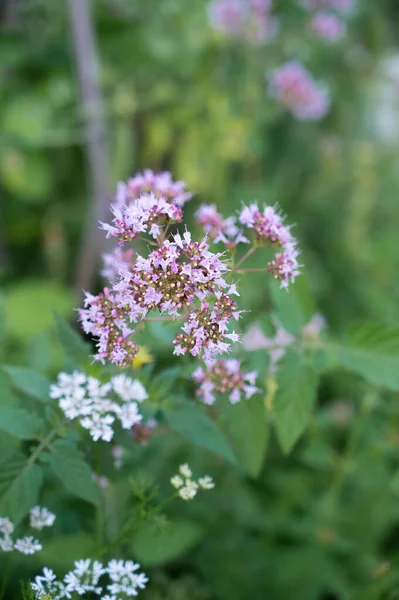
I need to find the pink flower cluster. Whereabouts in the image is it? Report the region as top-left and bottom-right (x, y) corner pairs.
(309, 11), (345, 41)
(80, 169), (303, 366)
(208, 0), (278, 45)
(115, 169), (193, 208)
(239, 202), (300, 288)
(195, 204), (249, 248)
(101, 170), (192, 279)
(242, 314), (325, 371)
(193, 359), (258, 405)
(101, 193), (183, 245)
(268, 62), (330, 121)
(79, 230), (242, 365)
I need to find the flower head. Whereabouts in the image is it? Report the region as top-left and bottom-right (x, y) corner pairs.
(171, 465), (215, 501)
(196, 204), (249, 249)
(208, 0), (278, 44)
(30, 506), (56, 531)
(193, 359), (258, 405)
(116, 170), (192, 208)
(310, 11), (345, 41)
(239, 202), (301, 288)
(268, 61), (330, 120)
(14, 536), (42, 555)
(51, 371), (146, 443)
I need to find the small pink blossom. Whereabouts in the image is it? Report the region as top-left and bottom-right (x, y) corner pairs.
(208, 0), (278, 45)
(100, 192), (183, 246)
(310, 12), (345, 42)
(116, 170), (192, 207)
(195, 204), (249, 249)
(193, 359), (259, 405)
(243, 315), (325, 370)
(208, 0), (248, 36)
(268, 61), (330, 121)
(102, 247), (134, 282)
(239, 203), (301, 288)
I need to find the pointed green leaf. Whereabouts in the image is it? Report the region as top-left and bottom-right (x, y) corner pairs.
(0, 407), (44, 440)
(269, 276), (314, 335)
(0, 454), (43, 521)
(49, 440), (100, 506)
(333, 323), (399, 390)
(132, 519), (204, 566)
(222, 395), (268, 477)
(53, 313), (91, 370)
(2, 365), (50, 402)
(273, 350), (318, 454)
(164, 403), (237, 464)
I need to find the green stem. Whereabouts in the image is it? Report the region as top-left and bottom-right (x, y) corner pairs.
(233, 246), (256, 270)
(93, 444), (103, 546)
(235, 268), (268, 273)
(28, 421), (65, 468)
(97, 493), (177, 558)
(0, 554), (12, 600)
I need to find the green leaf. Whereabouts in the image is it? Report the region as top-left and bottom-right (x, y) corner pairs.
(53, 313), (91, 370)
(273, 350), (319, 454)
(49, 440), (100, 506)
(2, 365), (50, 402)
(0, 407), (44, 440)
(4, 279), (75, 340)
(269, 276), (314, 336)
(391, 471), (399, 497)
(332, 323), (399, 391)
(0, 454), (43, 521)
(37, 535), (97, 570)
(222, 396), (268, 477)
(164, 403), (237, 464)
(132, 519), (204, 566)
(147, 367), (181, 403)
(0, 373), (20, 407)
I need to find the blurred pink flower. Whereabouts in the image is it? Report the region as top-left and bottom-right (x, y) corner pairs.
(310, 12), (345, 42)
(268, 61), (330, 121)
(208, 0), (248, 36)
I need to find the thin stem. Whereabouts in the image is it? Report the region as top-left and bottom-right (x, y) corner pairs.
(28, 422), (64, 468)
(0, 554), (11, 600)
(236, 268), (268, 273)
(233, 246), (256, 270)
(144, 316), (182, 322)
(97, 493), (177, 558)
(93, 444), (104, 545)
(138, 236), (158, 246)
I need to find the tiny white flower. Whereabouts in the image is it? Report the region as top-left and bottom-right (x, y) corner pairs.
(178, 480), (198, 501)
(117, 402), (143, 429)
(0, 517), (14, 536)
(198, 476), (215, 490)
(14, 536), (42, 555)
(171, 475), (184, 489)
(111, 374), (148, 402)
(0, 536), (14, 552)
(179, 463), (192, 478)
(30, 506), (56, 530)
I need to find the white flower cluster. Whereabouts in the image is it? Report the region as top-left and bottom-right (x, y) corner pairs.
(50, 372), (148, 442)
(32, 558), (148, 600)
(170, 464), (215, 501)
(0, 506), (56, 555)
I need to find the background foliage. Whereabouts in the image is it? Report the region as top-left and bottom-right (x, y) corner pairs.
(2, 0), (399, 599)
